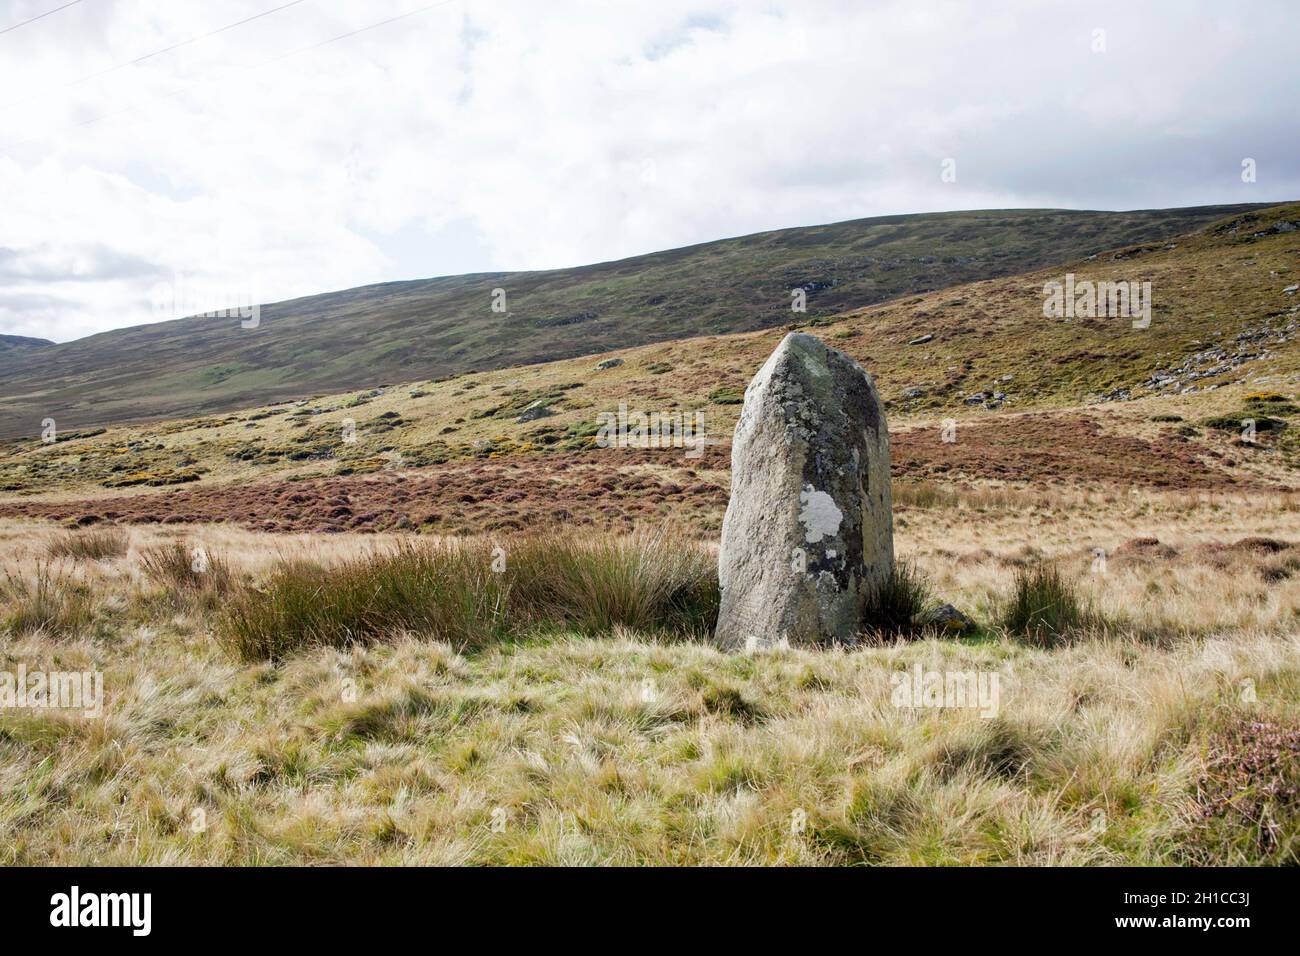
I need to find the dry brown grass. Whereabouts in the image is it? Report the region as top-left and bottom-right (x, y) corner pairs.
(45, 526), (129, 561)
(1, 563), (97, 638)
(139, 539), (234, 610)
(1, 504), (1298, 865)
(2, 623), (1295, 865)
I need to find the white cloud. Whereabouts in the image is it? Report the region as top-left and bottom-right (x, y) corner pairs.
(0, 0), (1296, 342)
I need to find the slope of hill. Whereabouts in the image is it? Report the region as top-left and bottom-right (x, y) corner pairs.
(0, 203), (1272, 440)
(2, 202), (1297, 532)
(0, 334), (54, 355)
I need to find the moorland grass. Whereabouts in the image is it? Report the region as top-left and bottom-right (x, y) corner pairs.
(861, 560), (932, 637)
(1001, 563), (1092, 647)
(1, 564), (95, 638)
(140, 540), (234, 609)
(5, 624), (1297, 865)
(45, 526), (128, 561)
(219, 530), (719, 661)
(4, 512), (1300, 864)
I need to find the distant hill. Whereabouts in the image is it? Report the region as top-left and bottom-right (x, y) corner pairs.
(0, 202), (1274, 439)
(2, 202), (1297, 511)
(0, 334), (54, 355)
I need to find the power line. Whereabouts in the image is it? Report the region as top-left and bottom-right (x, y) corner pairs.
(5, 0), (461, 146)
(260, 0), (458, 64)
(0, 0), (87, 38)
(1, 0), (311, 111)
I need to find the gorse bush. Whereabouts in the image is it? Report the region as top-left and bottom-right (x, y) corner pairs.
(1002, 563), (1089, 646)
(1244, 393), (1300, 415)
(219, 530), (719, 662)
(46, 527), (128, 561)
(861, 560), (931, 638)
(2, 564), (96, 638)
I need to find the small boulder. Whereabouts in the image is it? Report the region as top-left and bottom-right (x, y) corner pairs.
(914, 603), (974, 634)
(594, 358), (624, 370)
(515, 401), (556, 423)
(908, 333), (934, 345)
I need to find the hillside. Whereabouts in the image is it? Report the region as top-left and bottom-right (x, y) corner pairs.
(0, 203), (1271, 440)
(2, 202), (1298, 533)
(0, 334), (54, 355)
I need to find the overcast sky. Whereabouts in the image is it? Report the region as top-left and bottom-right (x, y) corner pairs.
(1, 0), (1297, 344)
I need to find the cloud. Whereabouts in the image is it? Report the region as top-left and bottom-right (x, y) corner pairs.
(0, 243), (164, 283)
(0, 0), (1296, 343)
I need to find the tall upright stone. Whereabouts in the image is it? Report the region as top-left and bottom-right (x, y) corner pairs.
(715, 332), (893, 650)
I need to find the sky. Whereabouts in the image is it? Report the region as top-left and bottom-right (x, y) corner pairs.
(0, 0), (1297, 344)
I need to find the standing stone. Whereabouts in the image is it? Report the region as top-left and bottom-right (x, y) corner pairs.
(715, 332), (893, 651)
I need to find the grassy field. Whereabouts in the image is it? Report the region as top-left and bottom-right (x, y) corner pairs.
(2, 494), (1298, 866)
(2, 203), (1298, 866)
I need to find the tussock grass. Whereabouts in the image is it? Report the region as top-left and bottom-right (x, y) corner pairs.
(220, 530), (718, 662)
(862, 560), (932, 638)
(505, 531), (718, 635)
(45, 526), (128, 561)
(220, 545), (511, 662)
(1001, 564), (1093, 646)
(140, 540), (233, 609)
(1, 564), (96, 638)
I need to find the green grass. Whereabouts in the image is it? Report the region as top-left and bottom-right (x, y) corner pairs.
(707, 387), (744, 405)
(6, 623), (1297, 864)
(5, 506), (1300, 865)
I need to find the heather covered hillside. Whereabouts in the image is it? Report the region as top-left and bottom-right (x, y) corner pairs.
(0, 203), (1269, 440)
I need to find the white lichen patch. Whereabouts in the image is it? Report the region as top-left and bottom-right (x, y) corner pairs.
(798, 485), (843, 544)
